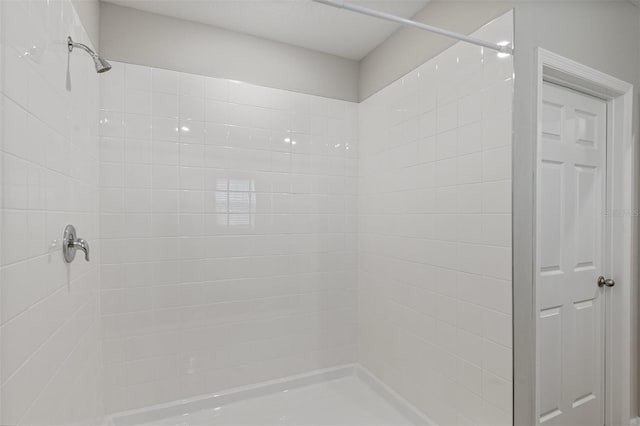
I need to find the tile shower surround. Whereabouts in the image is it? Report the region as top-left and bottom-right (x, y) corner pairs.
(0, 0), (103, 425)
(0, 0), (513, 423)
(98, 62), (360, 412)
(357, 13), (513, 426)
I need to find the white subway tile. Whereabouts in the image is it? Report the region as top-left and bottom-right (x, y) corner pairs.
(125, 89), (152, 115)
(153, 68), (179, 94)
(1, 2), (103, 424)
(179, 72), (205, 97)
(356, 12), (512, 423)
(152, 92), (178, 118)
(437, 101), (458, 134)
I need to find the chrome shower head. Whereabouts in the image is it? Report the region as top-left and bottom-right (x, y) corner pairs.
(93, 55), (112, 73)
(67, 36), (112, 73)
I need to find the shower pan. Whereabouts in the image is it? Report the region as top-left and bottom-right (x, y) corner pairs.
(0, 1), (514, 425)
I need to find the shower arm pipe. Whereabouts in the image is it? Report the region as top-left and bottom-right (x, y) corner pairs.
(312, 0), (514, 55)
(67, 37), (95, 57)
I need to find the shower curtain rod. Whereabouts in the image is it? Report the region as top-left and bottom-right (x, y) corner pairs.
(312, 0), (514, 55)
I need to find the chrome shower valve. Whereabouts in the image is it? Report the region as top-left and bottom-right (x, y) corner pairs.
(63, 224), (90, 263)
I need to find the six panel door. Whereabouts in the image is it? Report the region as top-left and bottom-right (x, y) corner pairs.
(537, 82), (608, 426)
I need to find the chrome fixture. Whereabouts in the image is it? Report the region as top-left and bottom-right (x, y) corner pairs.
(62, 225), (90, 263)
(67, 36), (112, 73)
(597, 275), (615, 288)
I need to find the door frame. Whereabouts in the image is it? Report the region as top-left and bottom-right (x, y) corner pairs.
(514, 48), (635, 426)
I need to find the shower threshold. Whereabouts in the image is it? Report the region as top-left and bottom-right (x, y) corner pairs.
(106, 364), (432, 426)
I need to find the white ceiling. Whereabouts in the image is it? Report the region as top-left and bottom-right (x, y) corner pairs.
(100, 0), (430, 60)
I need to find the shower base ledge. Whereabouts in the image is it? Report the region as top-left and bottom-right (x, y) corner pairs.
(105, 364), (435, 426)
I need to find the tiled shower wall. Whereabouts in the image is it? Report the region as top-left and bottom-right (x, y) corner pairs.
(0, 3), (512, 422)
(98, 62), (359, 412)
(0, 1), (103, 425)
(358, 12), (513, 425)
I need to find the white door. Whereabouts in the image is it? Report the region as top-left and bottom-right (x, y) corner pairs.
(536, 82), (608, 426)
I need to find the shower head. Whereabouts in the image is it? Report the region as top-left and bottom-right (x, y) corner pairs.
(93, 56), (112, 73)
(67, 36), (112, 73)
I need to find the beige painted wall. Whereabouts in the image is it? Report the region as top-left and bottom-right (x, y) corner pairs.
(511, 1), (640, 423)
(358, 1), (512, 101)
(71, 0), (100, 48)
(97, 1), (516, 102)
(99, 2), (360, 101)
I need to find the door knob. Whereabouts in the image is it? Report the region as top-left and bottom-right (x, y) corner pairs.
(597, 276), (615, 288)
(63, 225), (90, 263)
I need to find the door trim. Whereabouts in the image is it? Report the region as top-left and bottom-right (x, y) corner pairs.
(514, 48), (635, 426)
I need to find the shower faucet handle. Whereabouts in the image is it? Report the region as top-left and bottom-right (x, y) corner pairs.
(73, 238), (90, 261)
(62, 225), (90, 263)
